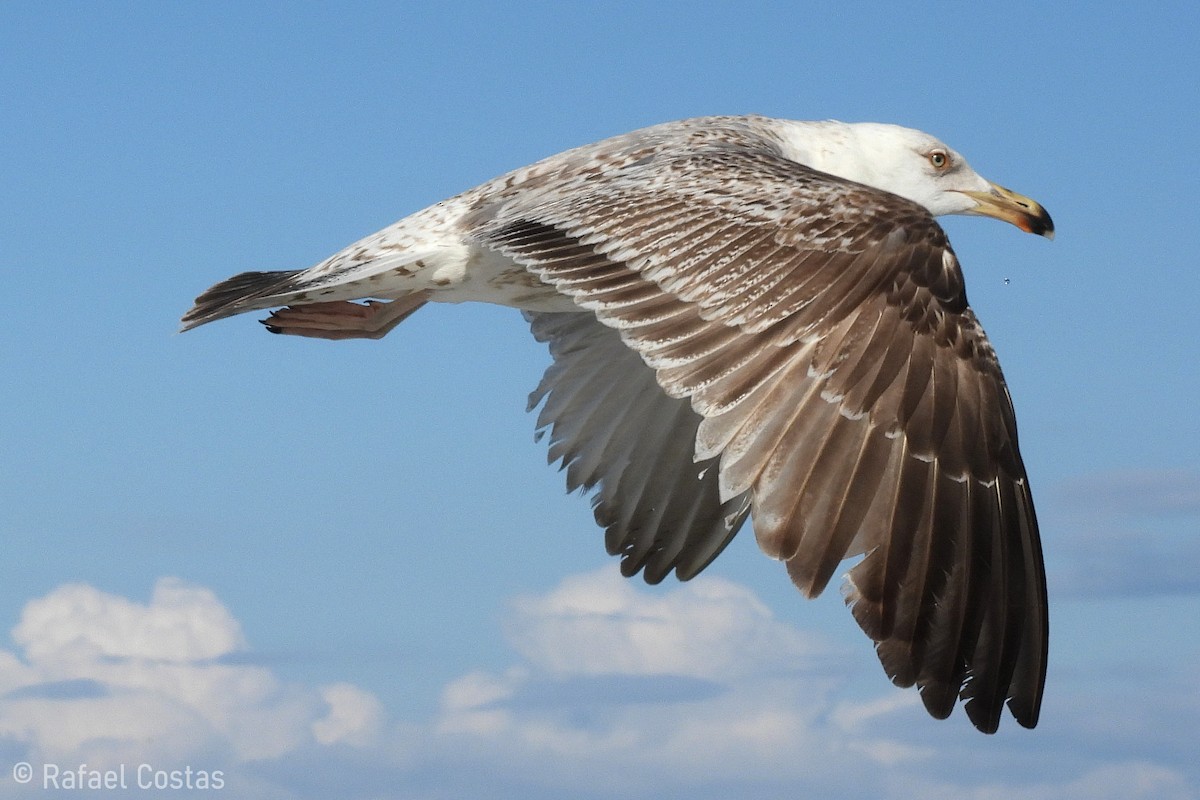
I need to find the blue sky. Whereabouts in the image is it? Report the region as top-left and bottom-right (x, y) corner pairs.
(2, 1), (1198, 797)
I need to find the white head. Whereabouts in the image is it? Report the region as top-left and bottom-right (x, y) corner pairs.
(773, 120), (1054, 237)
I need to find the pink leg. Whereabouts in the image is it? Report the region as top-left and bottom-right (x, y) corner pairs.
(261, 292), (431, 340)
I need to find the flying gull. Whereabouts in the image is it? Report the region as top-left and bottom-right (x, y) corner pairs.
(182, 115), (1054, 733)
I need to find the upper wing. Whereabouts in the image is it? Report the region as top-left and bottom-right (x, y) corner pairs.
(475, 140), (1046, 733)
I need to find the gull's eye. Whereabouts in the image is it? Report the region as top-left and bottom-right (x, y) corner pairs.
(928, 149), (951, 170)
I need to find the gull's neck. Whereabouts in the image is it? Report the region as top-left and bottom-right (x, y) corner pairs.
(768, 119), (892, 190)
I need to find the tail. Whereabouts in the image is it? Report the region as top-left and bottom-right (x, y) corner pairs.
(180, 269), (305, 332)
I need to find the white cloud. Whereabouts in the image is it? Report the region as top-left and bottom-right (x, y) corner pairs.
(427, 567), (1197, 800)
(311, 683), (383, 746)
(14, 579), (242, 664)
(503, 567), (833, 679)
(0, 570), (1195, 800)
(433, 568), (919, 794)
(0, 578), (382, 777)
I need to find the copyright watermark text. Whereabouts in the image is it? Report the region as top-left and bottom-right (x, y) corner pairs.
(11, 762), (224, 791)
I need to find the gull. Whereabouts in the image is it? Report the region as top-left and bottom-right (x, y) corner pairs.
(182, 115), (1054, 732)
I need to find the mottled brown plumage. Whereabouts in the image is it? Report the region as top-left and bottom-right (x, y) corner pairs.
(182, 115), (1053, 733)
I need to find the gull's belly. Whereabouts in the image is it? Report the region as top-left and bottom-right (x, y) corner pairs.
(424, 246), (578, 312)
